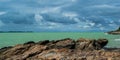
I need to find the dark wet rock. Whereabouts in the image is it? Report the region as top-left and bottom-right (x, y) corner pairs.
(24, 41), (35, 45)
(96, 39), (108, 49)
(38, 40), (50, 45)
(0, 46), (13, 54)
(0, 38), (120, 60)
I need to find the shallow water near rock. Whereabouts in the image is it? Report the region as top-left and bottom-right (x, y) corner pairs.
(0, 32), (120, 48)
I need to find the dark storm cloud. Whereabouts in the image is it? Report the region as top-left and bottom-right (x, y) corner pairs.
(0, 12), (35, 25)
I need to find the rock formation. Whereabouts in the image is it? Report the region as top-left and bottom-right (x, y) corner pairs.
(108, 26), (120, 35)
(0, 38), (120, 60)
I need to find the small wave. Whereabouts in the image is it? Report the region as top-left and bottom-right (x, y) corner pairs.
(114, 39), (120, 41)
(105, 33), (108, 35)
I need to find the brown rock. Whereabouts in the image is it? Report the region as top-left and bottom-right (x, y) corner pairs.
(107, 26), (120, 35)
(0, 38), (120, 60)
(44, 38), (75, 49)
(75, 38), (108, 50)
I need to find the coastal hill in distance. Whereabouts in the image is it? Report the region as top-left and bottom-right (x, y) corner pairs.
(108, 26), (120, 35)
(0, 27), (120, 33)
(0, 31), (33, 33)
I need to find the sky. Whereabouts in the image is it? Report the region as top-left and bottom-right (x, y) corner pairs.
(0, 0), (120, 32)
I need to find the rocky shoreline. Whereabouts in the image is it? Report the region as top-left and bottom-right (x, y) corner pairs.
(0, 38), (120, 60)
(107, 27), (120, 35)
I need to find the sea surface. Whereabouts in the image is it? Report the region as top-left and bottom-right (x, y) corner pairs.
(0, 32), (120, 48)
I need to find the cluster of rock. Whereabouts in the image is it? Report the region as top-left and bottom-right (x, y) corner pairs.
(108, 27), (120, 35)
(0, 38), (120, 60)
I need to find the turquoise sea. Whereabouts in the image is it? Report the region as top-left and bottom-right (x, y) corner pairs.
(0, 32), (120, 48)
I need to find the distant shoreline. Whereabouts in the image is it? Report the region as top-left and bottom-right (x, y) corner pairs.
(0, 31), (106, 33)
(0, 31), (33, 33)
(107, 27), (120, 35)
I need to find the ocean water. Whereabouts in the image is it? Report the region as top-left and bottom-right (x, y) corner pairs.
(0, 32), (120, 48)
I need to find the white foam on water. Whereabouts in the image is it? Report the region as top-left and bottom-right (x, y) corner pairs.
(105, 33), (108, 35)
(114, 39), (120, 41)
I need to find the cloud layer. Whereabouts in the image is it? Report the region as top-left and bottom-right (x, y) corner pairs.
(0, 0), (120, 32)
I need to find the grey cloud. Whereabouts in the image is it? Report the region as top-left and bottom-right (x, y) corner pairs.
(41, 14), (77, 25)
(0, 0), (120, 31)
(0, 12), (35, 25)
